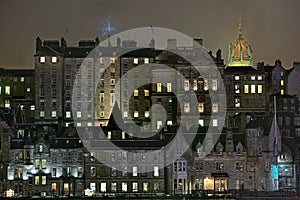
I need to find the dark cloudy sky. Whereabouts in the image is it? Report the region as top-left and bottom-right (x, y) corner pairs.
(0, 0), (299, 69)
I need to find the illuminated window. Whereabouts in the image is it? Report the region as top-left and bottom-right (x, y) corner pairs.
(66, 111), (71, 118)
(154, 166), (159, 177)
(122, 131), (126, 139)
(52, 183), (57, 191)
(198, 102), (204, 113)
(212, 80), (218, 91)
(132, 182), (138, 192)
(184, 80), (189, 91)
(258, 85), (263, 93)
(235, 97), (240, 108)
(234, 84), (240, 93)
(144, 90), (149, 96)
(4, 100), (10, 108)
(167, 120), (172, 125)
(244, 85), (249, 94)
(213, 119), (218, 127)
(123, 111), (128, 118)
(144, 58), (149, 64)
(133, 166), (138, 176)
(134, 90), (139, 96)
(167, 83), (172, 92)
(157, 83), (162, 92)
(134, 58), (138, 64)
(42, 159), (46, 169)
(100, 57), (105, 64)
(51, 56), (57, 63)
(110, 67), (115, 74)
(145, 111), (149, 118)
(184, 102), (190, 113)
(42, 176), (46, 185)
(35, 176), (40, 185)
(251, 76), (256, 80)
(39, 145), (43, 153)
(40, 57), (45, 63)
(52, 111), (57, 118)
(39, 111), (45, 118)
(35, 159), (40, 169)
(193, 80), (198, 91)
(134, 111), (139, 118)
(203, 80), (208, 91)
(5, 86), (10, 95)
(100, 182), (107, 192)
(281, 89), (284, 95)
(257, 76), (262, 80)
(251, 85), (256, 93)
(27, 87), (31, 92)
(110, 93), (115, 106)
(122, 182), (127, 192)
(235, 76), (240, 80)
(20, 77), (24, 82)
(157, 121), (163, 129)
(107, 131), (111, 139)
(199, 119), (204, 126)
(76, 111), (81, 118)
(281, 80), (284, 86)
(212, 104), (218, 113)
(110, 58), (115, 64)
(143, 182), (149, 192)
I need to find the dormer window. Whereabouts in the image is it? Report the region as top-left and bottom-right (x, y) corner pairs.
(39, 145), (43, 153)
(40, 57), (45, 63)
(51, 56), (57, 63)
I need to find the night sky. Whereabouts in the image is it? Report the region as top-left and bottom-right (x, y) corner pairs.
(0, 0), (300, 69)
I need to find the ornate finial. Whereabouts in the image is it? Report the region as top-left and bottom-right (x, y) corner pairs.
(102, 16), (116, 37)
(238, 18), (242, 39)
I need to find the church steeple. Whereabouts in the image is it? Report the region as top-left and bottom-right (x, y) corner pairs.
(227, 18), (254, 68)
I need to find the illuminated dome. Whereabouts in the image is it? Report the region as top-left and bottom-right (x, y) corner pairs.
(228, 19), (254, 67)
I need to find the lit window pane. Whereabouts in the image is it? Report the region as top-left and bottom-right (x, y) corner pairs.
(154, 166), (159, 177)
(157, 83), (162, 92)
(134, 90), (139, 96)
(251, 85), (256, 93)
(100, 182), (106, 192)
(134, 111), (139, 118)
(258, 85), (263, 93)
(193, 80), (198, 91)
(251, 76), (256, 80)
(66, 111), (71, 118)
(235, 84), (240, 93)
(133, 166), (138, 176)
(235, 76), (240, 80)
(51, 57), (57, 63)
(167, 83), (172, 92)
(52, 111), (56, 118)
(5, 86), (10, 95)
(40, 57), (45, 63)
(184, 80), (189, 91)
(122, 183), (127, 192)
(198, 102), (204, 113)
(212, 104), (218, 113)
(244, 85), (249, 94)
(144, 58), (149, 64)
(281, 80), (284, 86)
(134, 58), (138, 64)
(257, 76), (262, 80)
(145, 111), (149, 118)
(212, 80), (218, 91)
(144, 90), (149, 96)
(199, 119), (204, 126)
(213, 119), (218, 127)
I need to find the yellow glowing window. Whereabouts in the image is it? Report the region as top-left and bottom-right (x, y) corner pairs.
(167, 83), (172, 92)
(18, 167), (23, 178)
(244, 85), (249, 94)
(281, 89), (284, 95)
(281, 80), (284, 86)
(110, 58), (115, 64)
(157, 83), (162, 92)
(251, 76), (256, 80)
(134, 90), (138, 96)
(144, 90), (149, 96)
(145, 111), (149, 118)
(35, 159), (40, 169)
(5, 86), (10, 95)
(42, 176), (46, 185)
(35, 176), (40, 185)
(42, 159), (46, 169)
(110, 67), (115, 73)
(198, 102), (204, 113)
(258, 85), (263, 94)
(134, 111), (139, 118)
(193, 80), (198, 91)
(107, 131), (111, 139)
(122, 131), (126, 139)
(251, 85), (256, 93)
(257, 76), (262, 80)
